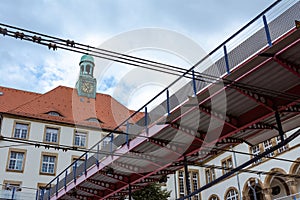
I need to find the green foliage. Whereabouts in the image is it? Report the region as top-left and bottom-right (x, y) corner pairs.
(131, 182), (171, 200)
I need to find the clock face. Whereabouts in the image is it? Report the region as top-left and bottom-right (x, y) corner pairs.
(81, 81), (94, 93)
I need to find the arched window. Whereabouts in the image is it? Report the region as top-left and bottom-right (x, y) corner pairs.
(86, 117), (102, 123)
(225, 187), (239, 200)
(46, 111), (62, 117)
(208, 194), (220, 200)
(81, 65), (84, 74)
(86, 64), (91, 74)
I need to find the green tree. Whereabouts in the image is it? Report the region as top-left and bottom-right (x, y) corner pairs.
(132, 182), (171, 200)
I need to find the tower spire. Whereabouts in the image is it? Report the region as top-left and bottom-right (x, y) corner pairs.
(76, 54), (97, 98)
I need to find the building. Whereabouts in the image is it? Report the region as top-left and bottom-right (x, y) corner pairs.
(165, 127), (300, 200)
(0, 55), (141, 199)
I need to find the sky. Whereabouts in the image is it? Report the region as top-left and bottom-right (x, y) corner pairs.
(0, 0), (275, 110)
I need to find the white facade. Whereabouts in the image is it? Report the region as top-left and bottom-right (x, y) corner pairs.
(166, 128), (300, 200)
(0, 115), (108, 199)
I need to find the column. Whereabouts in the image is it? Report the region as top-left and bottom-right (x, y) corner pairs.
(287, 178), (298, 198)
(262, 188), (272, 200)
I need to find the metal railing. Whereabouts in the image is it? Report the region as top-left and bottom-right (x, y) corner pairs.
(274, 192), (300, 200)
(42, 0), (300, 199)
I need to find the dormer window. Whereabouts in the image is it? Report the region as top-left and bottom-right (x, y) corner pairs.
(86, 117), (102, 123)
(46, 111), (62, 117)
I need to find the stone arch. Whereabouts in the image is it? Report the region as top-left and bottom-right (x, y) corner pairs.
(289, 157), (300, 175)
(264, 168), (291, 199)
(208, 194), (220, 200)
(224, 186), (239, 200)
(289, 157), (300, 195)
(264, 168), (288, 189)
(242, 177), (265, 200)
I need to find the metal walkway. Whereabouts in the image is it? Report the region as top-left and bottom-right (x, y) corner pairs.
(43, 1), (300, 199)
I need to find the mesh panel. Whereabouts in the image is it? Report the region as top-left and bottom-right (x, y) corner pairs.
(269, 1), (300, 41)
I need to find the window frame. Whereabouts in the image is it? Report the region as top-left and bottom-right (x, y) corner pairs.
(11, 121), (30, 140)
(73, 130), (88, 148)
(39, 152), (58, 176)
(71, 155), (85, 171)
(177, 169), (201, 200)
(43, 126), (60, 144)
(224, 187), (239, 200)
(263, 138), (275, 157)
(101, 134), (111, 149)
(6, 148), (27, 173)
(250, 144), (263, 164)
(208, 194), (220, 200)
(221, 156), (233, 175)
(205, 167), (216, 184)
(275, 134), (288, 154)
(3, 180), (22, 191)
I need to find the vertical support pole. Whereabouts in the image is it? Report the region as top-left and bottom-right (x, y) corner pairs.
(84, 153), (88, 176)
(166, 89), (170, 115)
(41, 189), (44, 200)
(145, 106), (148, 135)
(96, 144), (99, 167)
(56, 177), (59, 197)
(35, 189), (39, 200)
(64, 170), (67, 190)
(232, 146), (242, 199)
(74, 161), (77, 184)
(183, 157), (191, 200)
(11, 187), (16, 200)
(110, 133), (114, 154)
(263, 15), (272, 47)
(126, 121), (130, 148)
(192, 70), (197, 96)
(224, 45), (230, 74)
(275, 111), (284, 141)
(128, 184), (132, 200)
(48, 187), (51, 200)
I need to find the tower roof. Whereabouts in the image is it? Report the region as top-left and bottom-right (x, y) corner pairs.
(79, 54), (94, 65)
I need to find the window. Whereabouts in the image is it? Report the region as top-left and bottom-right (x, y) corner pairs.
(86, 64), (91, 74)
(221, 156), (233, 175)
(208, 194), (220, 200)
(191, 171), (200, 200)
(102, 135), (111, 149)
(263, 139), (274, 157)
(275, 135), (288, 154)
(74, 131), (87, 148)
(44, 127), (59, 144)
(225, 188), (239, 200)
(3, 180), (22, 191)
(251, 144), (262, 164)
(178, 171), (185, 197)
(37, 183), (51, 197)
(13, 122), (29, 139)
(205, 167), (216, 184)
(40, 153), (58, 175)
(46, 111), (62, 117)
(177, 170), (200, 200)
(71, 156), (85, 171)
(6, 149), (26, 172)
(86, 117), (102, 123)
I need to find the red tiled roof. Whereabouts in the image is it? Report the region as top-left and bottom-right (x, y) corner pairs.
(1, 85), (143, 131)
(0, 86), (41, 112)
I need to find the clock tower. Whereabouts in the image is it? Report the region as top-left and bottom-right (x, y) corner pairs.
(76, 54), (97, 98)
